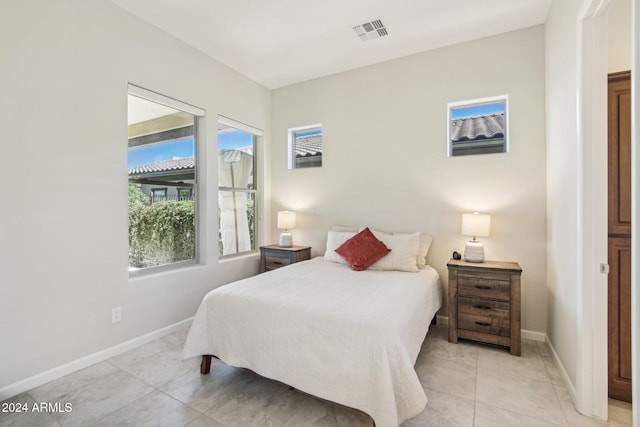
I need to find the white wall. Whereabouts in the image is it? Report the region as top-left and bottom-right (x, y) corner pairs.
(544, 0), (592, 392)
(271, 27), (547, 333)
(609, 0), (632, 72)
(545, 0), (631, 402)
(0, 0), (270, 391)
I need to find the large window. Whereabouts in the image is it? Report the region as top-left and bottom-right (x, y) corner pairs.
(217, 116), (261, 257)
(127, 85), (204, 275)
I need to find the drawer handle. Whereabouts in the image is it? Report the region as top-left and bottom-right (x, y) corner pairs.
(475, 285), (491, 290)
(475, 321), (491, 327)
(475, 305), (491, 310)
(272, 261), (283, 265)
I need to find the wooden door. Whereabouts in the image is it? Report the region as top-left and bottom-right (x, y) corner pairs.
(608, 70), (632, 403)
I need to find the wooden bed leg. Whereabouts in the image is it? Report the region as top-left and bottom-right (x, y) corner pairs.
(200, 355), (212, 375)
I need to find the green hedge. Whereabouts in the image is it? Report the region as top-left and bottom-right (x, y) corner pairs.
(129, 184), (195, 268)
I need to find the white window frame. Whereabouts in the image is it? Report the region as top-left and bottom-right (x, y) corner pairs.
(288, 124), (323, 169)
(217, 115), (263, 258)
(127, 84), (205, 277)
(446, 95), (509, 157)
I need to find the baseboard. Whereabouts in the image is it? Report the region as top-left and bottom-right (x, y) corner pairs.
(0, 317), (193, 401)
(521, 329), (546, 342)
(436, 316), (575, 400)
(546, 336), (578, 403)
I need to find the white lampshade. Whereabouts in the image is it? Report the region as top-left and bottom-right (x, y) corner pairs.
(461, 212), (491, 263)
(461, 212), (491, 238)
(277, 211), (296, 248)
(277, 211), (296, 230)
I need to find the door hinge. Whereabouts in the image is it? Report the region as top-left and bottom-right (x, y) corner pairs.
(600, 263), (610, 274)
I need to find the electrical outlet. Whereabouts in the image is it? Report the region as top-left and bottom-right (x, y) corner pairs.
(111, 307), (122, 323)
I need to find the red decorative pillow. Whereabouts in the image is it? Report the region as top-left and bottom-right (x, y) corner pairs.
(335, 227), (391, 271)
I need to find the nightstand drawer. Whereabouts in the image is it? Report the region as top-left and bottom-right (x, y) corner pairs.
(265, 255), (291, 270)
(458, 312), (510, 337)
(458, 276), (510, 301)
(458, 297), (510, 319)
(259, 245), (311, 273)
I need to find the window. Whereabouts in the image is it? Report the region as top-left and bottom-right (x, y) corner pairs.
(447, 95), (508, 157)
(217, 116), (262, 257)
(127, 85), (204, 275)
(288, 124), (323, 169)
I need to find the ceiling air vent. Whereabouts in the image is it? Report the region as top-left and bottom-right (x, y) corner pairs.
(352, 18), (388, 41)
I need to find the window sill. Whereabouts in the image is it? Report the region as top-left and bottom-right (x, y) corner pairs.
(128, 259), (202, 280)
(218, 251), (259, 264)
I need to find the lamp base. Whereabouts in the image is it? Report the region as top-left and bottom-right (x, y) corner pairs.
(464, 240), (485, 263)
(279, 232), (293, 248)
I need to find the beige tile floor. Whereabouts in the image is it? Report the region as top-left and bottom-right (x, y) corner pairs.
(0, 324), (632, 427)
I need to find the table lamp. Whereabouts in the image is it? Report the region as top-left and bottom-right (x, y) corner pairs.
(461, 212), (491, 262)
(277, 211), (296, 247)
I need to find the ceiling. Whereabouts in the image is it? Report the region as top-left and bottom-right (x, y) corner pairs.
(109, 0), (552, 89)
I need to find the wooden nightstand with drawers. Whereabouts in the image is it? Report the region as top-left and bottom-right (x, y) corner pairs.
(259, 245), (311, 273)
(447, 259), (522, 356)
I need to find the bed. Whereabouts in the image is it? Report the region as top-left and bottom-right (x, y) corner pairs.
(183, 229), (441, 427)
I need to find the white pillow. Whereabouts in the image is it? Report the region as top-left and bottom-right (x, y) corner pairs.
(394, 232), (433, 268)
(370, 230), (420, 272)
(324, 230), (357, 264)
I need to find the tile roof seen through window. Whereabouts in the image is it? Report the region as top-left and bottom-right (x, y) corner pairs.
(451, 113), (504, 142)
(295, 134), (322, 157)
(128, 157), (194, 176)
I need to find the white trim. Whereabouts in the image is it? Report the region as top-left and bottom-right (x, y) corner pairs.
(446, 94), (509, 157)
(434, 328), (577, 401)
(128, 84), (205, 117)
(446, 94), (510, 109)
(0, 318), (193, 401)
(575, 0), (614, 420)
(218, 115), (264, 136)
(522, 329), (547, 342)
(548, 333), (578, 403)
(287, 123), (322, 169)
(127, 85), (204, 278)
(436, 320), (576, 402)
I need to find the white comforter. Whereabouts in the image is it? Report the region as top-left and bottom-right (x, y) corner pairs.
(183, 257), (442, 426)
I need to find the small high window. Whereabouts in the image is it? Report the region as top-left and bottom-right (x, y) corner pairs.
(447, 95), (508, 157)
(288, 124), (323, 169)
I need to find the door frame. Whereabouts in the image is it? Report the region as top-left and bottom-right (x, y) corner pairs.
(576, 0), (617, 420)
(578, 0), (638, 421)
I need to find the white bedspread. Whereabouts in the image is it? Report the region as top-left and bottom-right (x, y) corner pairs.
(183, 257), (442, 427)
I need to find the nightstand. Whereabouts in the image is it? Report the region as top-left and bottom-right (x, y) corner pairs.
(447, 259), (522, 355)
(259, 245), (311, 273)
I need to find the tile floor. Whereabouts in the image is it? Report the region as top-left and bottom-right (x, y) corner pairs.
(0, 324), (632, 427)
